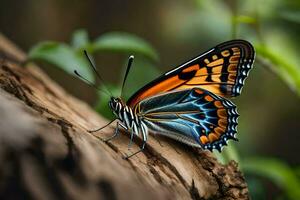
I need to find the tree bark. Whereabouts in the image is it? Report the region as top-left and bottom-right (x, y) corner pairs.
(0, 34), (249, 200)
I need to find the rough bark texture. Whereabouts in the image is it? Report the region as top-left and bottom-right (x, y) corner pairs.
(0, 34), (249, 200)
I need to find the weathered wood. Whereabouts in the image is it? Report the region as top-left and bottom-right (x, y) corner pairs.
(0, 33), (249, 200)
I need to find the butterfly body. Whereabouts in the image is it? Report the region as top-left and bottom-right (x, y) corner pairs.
(108, 97), (149, 158)
(109, 97), (148, 143)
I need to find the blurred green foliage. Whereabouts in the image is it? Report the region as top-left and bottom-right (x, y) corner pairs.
(214, 145), (240, 165)
(94, 32), (159, 62)
(26, 0), (300, 199)
(28, 30), (158, 84)
(256, 45), (300, 96)
(243, 158), (300, 200)
(28, 41), (95, 82)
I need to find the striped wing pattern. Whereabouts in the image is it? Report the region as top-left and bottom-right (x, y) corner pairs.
(134, 88), (239, 151)
(127, 40), (255, 107)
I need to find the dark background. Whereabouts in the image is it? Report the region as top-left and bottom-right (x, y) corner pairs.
(1, 0), (299, 198)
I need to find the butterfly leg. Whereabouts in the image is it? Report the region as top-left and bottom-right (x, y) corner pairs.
(123, 127), (148, 159)
(123, 141), (146, 159)
(102, 121), (126, 142)
(127, 129), (134, 149)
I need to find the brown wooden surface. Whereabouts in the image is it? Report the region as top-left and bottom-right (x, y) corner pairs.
(0, 33), (249, 200)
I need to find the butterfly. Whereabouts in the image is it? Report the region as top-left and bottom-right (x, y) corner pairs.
(74, 40), (255, 159)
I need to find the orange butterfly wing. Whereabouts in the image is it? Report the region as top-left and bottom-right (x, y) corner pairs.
(127, 40), (255, 107)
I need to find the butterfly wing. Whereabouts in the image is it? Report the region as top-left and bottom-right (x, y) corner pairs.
(135, 88), (238, 151)
(127, 40), (255, 107)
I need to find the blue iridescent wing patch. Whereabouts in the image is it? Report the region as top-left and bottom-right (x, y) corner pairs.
(134, 88), (238, 152)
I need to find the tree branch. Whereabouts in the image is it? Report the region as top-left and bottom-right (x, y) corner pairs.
(0, 33), (249, 200)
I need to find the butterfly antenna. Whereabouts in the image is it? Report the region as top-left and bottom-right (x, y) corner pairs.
(83, 50), (113, 96)
(74, 70), (110, 96)
(120, 55), (134, 98)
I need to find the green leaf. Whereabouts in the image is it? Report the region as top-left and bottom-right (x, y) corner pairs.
(243, 157), (300, 200)
(28, 42), (94, 82)
(256, 44), (300, 96)
(93, 32), (159, 62)
(71, 29), (90, 50)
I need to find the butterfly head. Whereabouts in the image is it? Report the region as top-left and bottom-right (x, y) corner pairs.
(109, 97), (124, 116)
